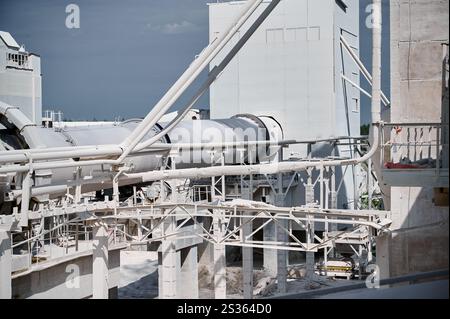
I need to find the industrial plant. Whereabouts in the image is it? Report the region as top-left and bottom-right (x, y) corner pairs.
(0, 0), (448, 299)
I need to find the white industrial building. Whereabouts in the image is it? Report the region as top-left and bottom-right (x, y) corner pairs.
(0, 31), (42, 125)
(209, 0), (361, 158)
(209, 0), (361, 209)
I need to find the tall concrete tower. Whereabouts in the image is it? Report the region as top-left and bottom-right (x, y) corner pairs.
(0, 31), (42, 125)
(208, 0), (361, 159)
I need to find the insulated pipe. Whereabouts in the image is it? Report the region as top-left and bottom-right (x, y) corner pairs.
(0, 147), (123, 163)
(117, 0), (267, 161)
(370, 0), (382, 124)
(1, 102), (125, 162)
(0, 117), (275, 173)
(0, 159), (116, 174)
(1, 144), (117, 155)
(0, 136), (365, 169)
(124, 128), (379, 182)
(0, 103), (44, 148)
(8, 175), (118, 199)
(0, 135), (363, 164)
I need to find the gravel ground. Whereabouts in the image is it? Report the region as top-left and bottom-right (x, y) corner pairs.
(118, 250), (358, 299)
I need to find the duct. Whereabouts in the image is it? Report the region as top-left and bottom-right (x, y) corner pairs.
(0, 147), (123, 163)
(0, 102), (44, 148)
(124, 126), (380, 183)
(0, 116), (279, 202)
(7, 174), (145, 200)
(160, 116), (280, 167)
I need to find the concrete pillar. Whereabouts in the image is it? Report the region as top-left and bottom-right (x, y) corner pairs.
(0, 230), (11, 299)
(305, 215), (315, 282)
(198, 217), (214, 266)
(263, 193), (287, 293)
(329, 166), (338, 258)
(263, 221), (277, 275)
(213, 216), (226, 299)
(74, 167), (82, 204)
(276, 221), (288, 293)
(305, 170), (315, 280)
(178, 246), (199, 299)
(19, 172), (32, 228)
(92, 221), (109, 299)
(274, 194), (287, 294)
(242, 218), (253, 299)
(376, 233), (391, 280)
(241, 188), (253, 299)
(159, 216), (178, 299)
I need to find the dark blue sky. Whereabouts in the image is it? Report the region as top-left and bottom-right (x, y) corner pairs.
(0, 0), (390, 124)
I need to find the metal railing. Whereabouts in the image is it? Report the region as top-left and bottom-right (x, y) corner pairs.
(380, 122), (449, 174)
(5, 52), (30, 69)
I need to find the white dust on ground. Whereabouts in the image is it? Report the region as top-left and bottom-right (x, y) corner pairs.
(118, 250), (159, 299)
(118, 251), (355, 299)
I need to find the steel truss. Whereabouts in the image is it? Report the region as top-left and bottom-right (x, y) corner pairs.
(12, 201), (391, 255)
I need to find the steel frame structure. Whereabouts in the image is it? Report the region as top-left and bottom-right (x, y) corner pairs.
(0, 0), (391, 299)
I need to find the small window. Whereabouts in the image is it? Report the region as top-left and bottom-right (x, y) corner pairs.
(352, 98), (359, 113)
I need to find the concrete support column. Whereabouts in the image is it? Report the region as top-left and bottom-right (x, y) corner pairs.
(305, 214), (315, 282)
(276, 222), (288, 293)
(263, 221), (277, 275)
(263, 192), (287, 293)
(19, 171), (32, 228)
(376, 233), (391, 280)
(274, 194), (287, 294)
(159, 216), (178, 299)
(305, 169), (315, 280)
(178, 246), (199, 299)
(242, 218), (253, 299)
(213, 215), (226, 299)
(74, 167), (82, 204)
(198, 217), (214, 266)
(0, 230), (11, 299)
(329, 165), (338, 258)
(92, 221), (109, 299)
(241, 187), (253, 299)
